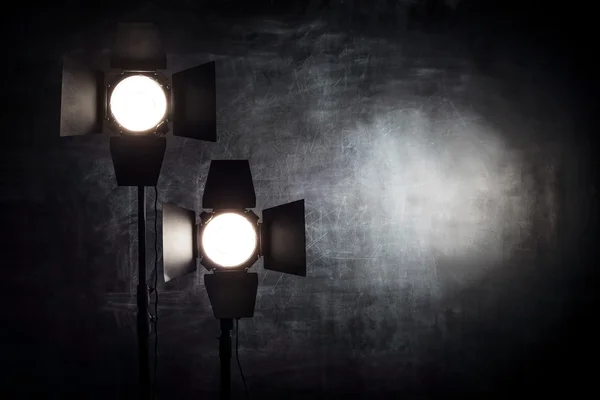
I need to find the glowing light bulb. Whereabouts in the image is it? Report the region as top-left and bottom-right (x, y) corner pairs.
(109, 75), (167, 132)
(201, 213), (257, 268)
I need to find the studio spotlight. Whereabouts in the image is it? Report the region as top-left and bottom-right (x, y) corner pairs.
(163, 160), (306, 281)
(57, 22), (219, 400)
(162, 160), (307, 399)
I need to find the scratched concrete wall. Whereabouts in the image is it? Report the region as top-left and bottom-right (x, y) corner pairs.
(2, 1), (595, 398)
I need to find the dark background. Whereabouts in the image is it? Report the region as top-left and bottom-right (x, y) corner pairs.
(1, 0), (597, 398)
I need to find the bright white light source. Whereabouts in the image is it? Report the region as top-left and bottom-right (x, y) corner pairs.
(201, 213), (258, 268)
(109, 75), (167, 132)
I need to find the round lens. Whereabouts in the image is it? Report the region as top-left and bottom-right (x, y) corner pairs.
(109, 75), (167, 133)
(201, 213), (258, 268)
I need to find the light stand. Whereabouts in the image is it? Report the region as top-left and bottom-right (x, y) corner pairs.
(137, 185), (150, 400)
(219, 318), (234, 400)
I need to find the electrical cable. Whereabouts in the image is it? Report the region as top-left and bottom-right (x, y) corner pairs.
(152, 185), (159, 400)
(236, 318), (249, 399)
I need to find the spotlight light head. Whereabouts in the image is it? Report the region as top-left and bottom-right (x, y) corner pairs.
(110, 23), (167, 71)
(107, 73), (169, 134)
(60, 22), (217, 141)
(199, 210), (260, 271)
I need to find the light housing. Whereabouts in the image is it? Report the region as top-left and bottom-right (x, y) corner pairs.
(162, 160), (307, 284)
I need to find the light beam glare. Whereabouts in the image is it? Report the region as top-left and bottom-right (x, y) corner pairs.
(201, 213), (257, 268)
(109, 75), (167, 133)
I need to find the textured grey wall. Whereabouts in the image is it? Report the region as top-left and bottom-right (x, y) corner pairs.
(2, 1), (595, 399)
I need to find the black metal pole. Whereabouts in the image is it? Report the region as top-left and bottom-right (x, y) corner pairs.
(137, 186), (150, 400)
(219, 319), (233, 400)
